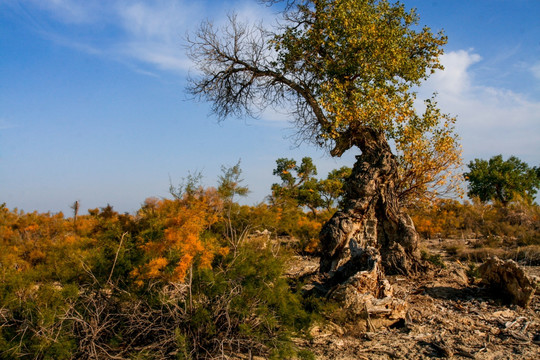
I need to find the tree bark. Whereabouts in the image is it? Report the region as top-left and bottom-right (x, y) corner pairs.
(320, 129), (423, 276)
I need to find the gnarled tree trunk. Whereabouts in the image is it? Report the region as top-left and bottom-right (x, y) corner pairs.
(320, 129), (423, 276)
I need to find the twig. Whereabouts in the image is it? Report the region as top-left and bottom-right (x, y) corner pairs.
(108, 232), (128, 285)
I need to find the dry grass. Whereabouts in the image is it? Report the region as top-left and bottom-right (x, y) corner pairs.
(442, 240), (540, 266)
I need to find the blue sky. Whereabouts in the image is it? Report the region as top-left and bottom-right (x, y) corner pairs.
(1, 0), (539, 214)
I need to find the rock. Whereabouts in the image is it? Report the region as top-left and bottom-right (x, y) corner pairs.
(531, 275), (540, 295)
(449, 267), (469, 287)
(478, 257), (535, 307)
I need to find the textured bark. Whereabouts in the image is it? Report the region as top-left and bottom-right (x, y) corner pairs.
(320, 129), (423, 275)
(326, 246), (408, 330)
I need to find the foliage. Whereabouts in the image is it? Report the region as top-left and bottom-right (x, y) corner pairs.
(217, 160), (251, 252)
(395, 98), (462, 205)
(268, 157), (348, 252)
(218, 160), (250, 202)
(271, 157), (350, 213)
(420, 249), (445, 268)
(464, 155), (540, 205)
(318, 166), (353, 209)
(410, 197), (540, 245)
(132, 188), (224, 285)
(0, 206), (108, 359)
(410, 199), (461, 239)
(2, 155), (540, 357)
(0, 161), (316, 359)
(272, 157), (319, 211)
(187, 0), (461, 204)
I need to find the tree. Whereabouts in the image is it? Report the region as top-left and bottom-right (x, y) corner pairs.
(218, 160), (250, 202)
(70, 200), (80, 232)
(464, 155), (540, 205)
(318, 166), (352, 210)
(271, 157), (351, 213)
(187, 0), (460, 275)
(271, 157), (323, 214)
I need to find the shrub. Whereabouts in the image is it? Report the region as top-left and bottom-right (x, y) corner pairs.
(420, 249), (445, 268)
(0, 191), (314, 359)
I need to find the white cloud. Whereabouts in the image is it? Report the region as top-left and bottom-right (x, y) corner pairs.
(423, 50), (540, 164)
(429, 50), (482, 96)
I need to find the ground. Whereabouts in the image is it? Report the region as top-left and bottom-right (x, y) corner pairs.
(288, 238), (540, 360)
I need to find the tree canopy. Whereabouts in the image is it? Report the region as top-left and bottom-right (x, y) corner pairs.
(464, 155), (540, 205)
(187, 0), (461, 204)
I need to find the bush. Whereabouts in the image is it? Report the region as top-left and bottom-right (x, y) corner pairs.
(410, 198), (540, 245)
(0, 195), (314, 359)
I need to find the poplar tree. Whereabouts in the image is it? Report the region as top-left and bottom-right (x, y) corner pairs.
(187, 0), (461, 275)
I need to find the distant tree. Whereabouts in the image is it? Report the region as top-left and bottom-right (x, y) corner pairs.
(271, 158), (351, 214)
(271, 157), (323, 215)
(464, 155), (540, 205)
(318, 166), (352, 210)
(70, 200), (80, 231)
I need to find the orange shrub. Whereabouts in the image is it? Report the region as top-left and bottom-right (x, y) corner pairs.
(133, 188), (227, 284)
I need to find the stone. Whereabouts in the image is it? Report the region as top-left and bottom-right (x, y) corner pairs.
(478, 257), (535, 307)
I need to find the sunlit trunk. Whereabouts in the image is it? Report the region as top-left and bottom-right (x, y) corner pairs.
(320, 129), (423, 275)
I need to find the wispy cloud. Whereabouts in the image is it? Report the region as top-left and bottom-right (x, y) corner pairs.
(23, 0), (106, 24)
(11, 1), (276, 74)
(116, 1), (193, 41)
(423, 50), (540, 163)
(113, 0), (201, 72)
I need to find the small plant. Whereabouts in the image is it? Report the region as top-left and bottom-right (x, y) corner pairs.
(444, 244), (462, 257)
(466, 262), (479, 280)
(421, 250), (446, 268)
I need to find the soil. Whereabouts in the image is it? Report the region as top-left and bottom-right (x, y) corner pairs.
(288, 239), (540, 360)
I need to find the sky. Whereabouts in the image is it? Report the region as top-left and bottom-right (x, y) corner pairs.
(1, 0), (539, 215)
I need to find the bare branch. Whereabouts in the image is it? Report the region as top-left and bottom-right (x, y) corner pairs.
(186, 14), (331, 148)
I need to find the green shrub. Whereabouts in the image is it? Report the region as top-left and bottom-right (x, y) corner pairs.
(420, 250), (446, 268)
